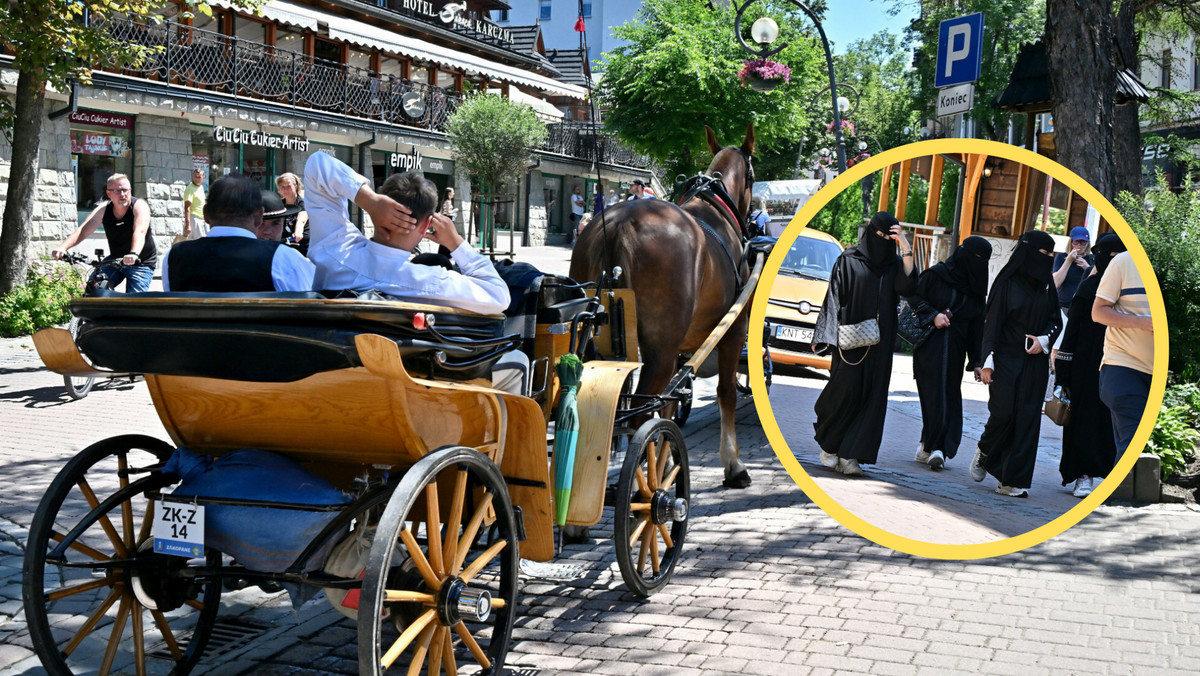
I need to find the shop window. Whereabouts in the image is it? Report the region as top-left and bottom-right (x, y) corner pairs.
(314, 38), (341, 65)
(234, 17), (266, 44)
(70, 111), (135, 218)
(276, 27), (304, 55)
(437, 70), (456, 90)
(495, 10), (509, 22)
(348, 48), (372, 73)
(412, 65), (430, 85)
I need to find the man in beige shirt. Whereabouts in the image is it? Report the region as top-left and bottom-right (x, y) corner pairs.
(1093, 251), (1154, 452)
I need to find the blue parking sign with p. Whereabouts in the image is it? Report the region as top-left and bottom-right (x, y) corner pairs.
(935, 13), (985, 88)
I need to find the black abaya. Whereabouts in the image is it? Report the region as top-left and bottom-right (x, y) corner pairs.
(1055, 258), (1120, 484)
(978, 275), (1062, 488)
(909, 270), (985, 459)
(813, 222), (917, 464)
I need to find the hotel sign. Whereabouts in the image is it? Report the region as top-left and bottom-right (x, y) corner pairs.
(399, 1), (513, 44)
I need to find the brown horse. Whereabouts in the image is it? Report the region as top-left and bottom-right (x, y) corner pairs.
(570, 125), (756, 488)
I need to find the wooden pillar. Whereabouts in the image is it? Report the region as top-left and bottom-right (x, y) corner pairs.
(895, 159), (912, 220)
(877, 164), (893, 213)
(958, 154), (987, 243)
(1012, 163), (1033, 236)
(924, 154), (945, 226)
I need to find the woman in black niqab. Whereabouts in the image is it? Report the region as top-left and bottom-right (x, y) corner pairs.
(970, 230), (1063, 497)
(1054, 233), (1127, 496)
(908, 236), (992, 470)
(812, 212), (918, 476)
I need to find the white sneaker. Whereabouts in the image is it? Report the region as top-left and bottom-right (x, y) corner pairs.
(928, 450), (945, 471)
(969, 447), (987, 482)
(1072, 477), (1093, 498)
(819, 451), (838, 469)
(915, 445), (932, 464)
(837, 458), (864, 477)
(995, 484), (1029, 498)
(1091, 476), (1105, 491)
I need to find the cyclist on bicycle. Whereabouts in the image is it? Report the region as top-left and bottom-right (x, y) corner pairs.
(52, 174), (156, 292)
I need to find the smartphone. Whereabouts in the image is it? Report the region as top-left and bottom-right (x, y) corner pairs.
(1025, 336), (1036, 352)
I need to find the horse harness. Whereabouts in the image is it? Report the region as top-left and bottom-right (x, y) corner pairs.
(675, 153), (754, 295)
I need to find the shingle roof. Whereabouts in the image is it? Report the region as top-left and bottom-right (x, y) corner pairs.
(995, 41), (1149, 113)
(547, 48), (591, 88)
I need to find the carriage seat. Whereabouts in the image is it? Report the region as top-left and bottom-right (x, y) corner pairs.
(502, 272), (594, 354)
(70, 291), (517, 383)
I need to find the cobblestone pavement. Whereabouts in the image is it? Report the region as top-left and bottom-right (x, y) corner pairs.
(2, 245), (1199, 675)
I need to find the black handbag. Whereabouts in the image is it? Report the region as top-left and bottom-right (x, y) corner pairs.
(897, 298), (934, 348)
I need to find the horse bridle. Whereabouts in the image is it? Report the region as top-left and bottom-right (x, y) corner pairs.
(677, 148), (754, 241)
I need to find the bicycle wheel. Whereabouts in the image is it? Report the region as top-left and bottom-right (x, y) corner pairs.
(63, 317), (96, 400)
(23, 435), (222, 676)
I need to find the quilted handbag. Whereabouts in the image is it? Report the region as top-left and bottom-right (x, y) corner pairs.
(1044, 386), (1072, 426)
(837, 317), (880, 350)
(897, 298), (934, 348)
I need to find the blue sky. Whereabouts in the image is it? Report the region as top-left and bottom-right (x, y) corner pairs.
(821, 0), (918, 54)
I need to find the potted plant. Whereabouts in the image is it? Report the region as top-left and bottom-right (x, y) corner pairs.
(738, 58), (791, 92)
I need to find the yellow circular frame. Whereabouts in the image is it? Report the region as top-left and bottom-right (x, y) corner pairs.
(748, 138), (1169, 560)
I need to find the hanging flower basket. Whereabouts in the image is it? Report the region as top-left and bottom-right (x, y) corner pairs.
(738, 59), (791, 92)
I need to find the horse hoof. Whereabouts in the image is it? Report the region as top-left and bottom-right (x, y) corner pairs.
(722, 469), (751, 489)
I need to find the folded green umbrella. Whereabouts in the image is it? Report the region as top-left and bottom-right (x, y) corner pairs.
(552, 354), (584, 526)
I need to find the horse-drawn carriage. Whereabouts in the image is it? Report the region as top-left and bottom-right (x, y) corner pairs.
(24, 126), (769, 676)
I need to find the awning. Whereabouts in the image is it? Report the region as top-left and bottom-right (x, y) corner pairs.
(326, 19), (587, 99)
(210, 0), (318, 31)
(492, 88), (565, 119)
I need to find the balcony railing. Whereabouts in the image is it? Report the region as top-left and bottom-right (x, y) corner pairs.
(91, 16), (648, 168)
(94, 16), (460, 132)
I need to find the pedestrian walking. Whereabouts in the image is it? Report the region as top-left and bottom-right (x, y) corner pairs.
(812, 212), (917, 476)
(971, 230), (1063, 498)
(1055, 233), (1125, 497)
(909, 236), (992, 471)
(1094, 250), (1154, 453)
(183, 169), (208, 240)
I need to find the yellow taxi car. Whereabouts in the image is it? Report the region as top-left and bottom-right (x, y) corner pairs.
(765, 227), (844, 370)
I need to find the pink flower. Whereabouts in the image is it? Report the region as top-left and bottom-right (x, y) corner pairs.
(738, 59), (792, 84)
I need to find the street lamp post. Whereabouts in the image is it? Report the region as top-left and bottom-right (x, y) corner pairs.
(796, 82), (858, 179)
(734, 0), (847, 172)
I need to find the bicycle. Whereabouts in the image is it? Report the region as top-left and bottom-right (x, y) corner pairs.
(59, 250), (130, 399)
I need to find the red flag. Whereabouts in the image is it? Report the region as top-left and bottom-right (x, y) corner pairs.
(574, 17), (586, 32)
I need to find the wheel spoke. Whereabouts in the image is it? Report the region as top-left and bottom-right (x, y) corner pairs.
(149, 608), (183, 661)
(184, 599), (204, 611)
(46, 575), (117, 601)
(628, 502), (651, 512)
(628, 517), (647, 548)
(489, 598), (506, 610)
(425, 483), (444, 577)
(460, 540), (506, 583)
(453, 492), (494, 574)
(385, 590), (435, 603)
(78, 479), (129, 558)
(661, 465), (681, 492)
(406, 625), (435, 676)
(633, 467), (651, 498)
(645, 440), (658, 490)
(118, 453), (134, 552)
(637, 526), (650, 575)
(427, 626), (445, 676)
(380, 608), (436, 670)
(442, 626), (458, 676)
(131, 601), (146, 676)
(650, 526), (661, 574)
(657, 523), (674, 550)
(454, 621), (491, 671)
(443, 469), (467, 575)
(50, 530), (111, 562)
(62, 585), (123, 657)
(399, 527), (443, 591)
(656, 438), (671, 487)
(98, 594), (131, 676)
(138, 498), (156, 545)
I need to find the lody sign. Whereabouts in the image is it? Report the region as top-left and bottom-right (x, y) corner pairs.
(935, 13), (985, 88)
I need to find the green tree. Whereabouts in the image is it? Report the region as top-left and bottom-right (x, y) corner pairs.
(0, 1), (259, 296)
(444, 92), (548, 194)
(598, 0), (828, 179)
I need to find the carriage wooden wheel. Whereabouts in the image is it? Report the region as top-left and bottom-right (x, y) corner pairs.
(613, 418), (690, 597)
(22, 435), (223, 676)
(359, 446), (520, 675)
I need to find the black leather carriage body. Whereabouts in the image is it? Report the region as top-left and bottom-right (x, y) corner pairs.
(71, 290), (518, 383)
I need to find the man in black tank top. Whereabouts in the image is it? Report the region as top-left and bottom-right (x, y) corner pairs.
(53, 174), (156, 292)
(161, 175), (314, 292)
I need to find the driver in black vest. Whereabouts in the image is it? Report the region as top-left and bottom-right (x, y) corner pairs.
(162, 175), (315, 292)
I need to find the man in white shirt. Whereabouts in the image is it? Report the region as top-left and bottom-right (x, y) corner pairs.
(304, 152), (509, 315)
(162, 175), (315, 292)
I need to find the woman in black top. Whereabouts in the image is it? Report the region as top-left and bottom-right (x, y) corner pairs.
(970, 230), (1062, 497)
(1055, 233), (1126, 497)
(908, 236), (992, 471)
(812, 212), (918, 476)
(275, 173), (309, 255)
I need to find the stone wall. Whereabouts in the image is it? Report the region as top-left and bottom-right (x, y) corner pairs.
(525, 170), (548, 246)
(0, 98), (76, 258)
(133, 115), (193, 256)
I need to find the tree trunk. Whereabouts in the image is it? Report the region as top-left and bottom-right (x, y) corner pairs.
(0, 68), (46, 296)
(1112, 0), (1144, 198)
(1045, 0), (1117, 200)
